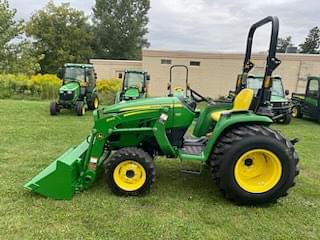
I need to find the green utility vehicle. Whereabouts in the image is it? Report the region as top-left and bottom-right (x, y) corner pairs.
(115, 70), (150, 103)
(50, 63), (99, 116)
(229, 74), (291, 124)
(25, 17), (299, 205)
(291, 76), (320, 122)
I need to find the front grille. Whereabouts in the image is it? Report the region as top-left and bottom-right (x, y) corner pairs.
(60, 91), (74, 101)
(272, 102), (282, 107)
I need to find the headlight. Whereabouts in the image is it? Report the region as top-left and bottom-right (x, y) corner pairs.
(67, 90), (72, 94)
(60, 90), (63, 93)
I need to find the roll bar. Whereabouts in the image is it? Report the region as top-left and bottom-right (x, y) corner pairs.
(168, 65), (189, 96)
(236, 16), (281, 114)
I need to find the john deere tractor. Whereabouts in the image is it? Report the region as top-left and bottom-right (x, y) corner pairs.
(115, 70), (150, 103)
(25, 17), (299, 205)
(50, 63), (99, 116)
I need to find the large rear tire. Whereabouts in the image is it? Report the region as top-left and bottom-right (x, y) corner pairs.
(210, 125), (299, 205)
(105, 148), (155, 196)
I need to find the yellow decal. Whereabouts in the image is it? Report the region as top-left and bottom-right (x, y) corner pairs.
(106, 117), (115, 122)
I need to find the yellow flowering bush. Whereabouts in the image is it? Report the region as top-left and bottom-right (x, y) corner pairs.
(96, 78), (122, 104)
(0, 74), (62, 99)
(0, 74), (121, 103)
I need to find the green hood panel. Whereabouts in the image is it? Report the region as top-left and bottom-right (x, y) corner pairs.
(124, 88), (140, 98)
(271, 95), (288, 103)
(100, 97), (181, 114)
(60, 81), (80, 92)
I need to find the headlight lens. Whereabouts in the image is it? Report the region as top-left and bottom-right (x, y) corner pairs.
(67, 90), (72, 94)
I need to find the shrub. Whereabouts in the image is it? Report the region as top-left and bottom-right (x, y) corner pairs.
(0, 74), (121, 104)
(0, 74), (61, 100)
(96, 78), (122, 105)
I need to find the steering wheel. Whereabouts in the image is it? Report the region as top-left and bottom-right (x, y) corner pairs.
(190, 88), (215, 104)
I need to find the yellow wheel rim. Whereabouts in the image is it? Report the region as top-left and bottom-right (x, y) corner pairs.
(291, 107), (297, 117)
(94, 97), (99, 109)
(234, 149), (282, 193)
(113, 160), (146, 191)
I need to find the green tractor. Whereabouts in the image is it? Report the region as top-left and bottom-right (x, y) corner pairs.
(291, 76), (320, 122)
(228, 74), (292, 124)
(25, 17), (299, 205)
(50, 63), (100, 116)
(115, 70), (150, 103)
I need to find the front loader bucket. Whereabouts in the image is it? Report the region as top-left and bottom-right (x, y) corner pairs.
(24, 140), (89, 200)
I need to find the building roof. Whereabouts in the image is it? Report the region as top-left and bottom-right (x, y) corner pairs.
(143, 49), (320, 62)
(65, 63), (93, 68)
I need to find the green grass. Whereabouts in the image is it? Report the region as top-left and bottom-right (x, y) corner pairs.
(0, 99), (319, 240)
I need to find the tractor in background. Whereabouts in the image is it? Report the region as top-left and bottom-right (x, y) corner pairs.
(25, 16), (299, 205)
(228, 74), (291, 124)
(291, 76), (320, 122)
(50, 63), (99, 116)
(115, 70), (150, 103)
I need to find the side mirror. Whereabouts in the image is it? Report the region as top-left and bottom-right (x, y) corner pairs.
(285, 89), (289, 96)
(57, 68), (64, 79)
(118, 73), (123, 79)
(146, 75), (150, 81)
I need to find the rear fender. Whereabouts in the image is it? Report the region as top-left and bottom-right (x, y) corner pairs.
(202, 112), (272, 160)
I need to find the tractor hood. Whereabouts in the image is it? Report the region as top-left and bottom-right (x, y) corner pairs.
(60, 81), (80, 92)
(271, 95), (288, 103)
(124, 88), (140, 99)
(96, 97), (181, 117)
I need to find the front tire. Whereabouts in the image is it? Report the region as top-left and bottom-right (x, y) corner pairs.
(291, 105), (302, 118)
(88, 95), (99, 110)
(50, 102), (59, 115)
(210, 125), (299, 205)
(280, 113), (291, 124)
(75, 102), (86, 116)
(105, 148), (155, 196)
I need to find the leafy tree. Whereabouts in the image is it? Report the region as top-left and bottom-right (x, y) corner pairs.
(92, 0), (150, 60)
(0, 0), (22, 72)
(299, 27), (320, 54)
(7, 41), (42, 75)
(277, 36), (293, 53)
(26, 1), (93, 73)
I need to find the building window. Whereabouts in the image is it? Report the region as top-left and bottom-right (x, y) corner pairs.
(190, 61), (201, 66)
(161, 59), (172, 65)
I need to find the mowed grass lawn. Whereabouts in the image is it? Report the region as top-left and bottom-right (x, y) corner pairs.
(0, 99), (320, 240)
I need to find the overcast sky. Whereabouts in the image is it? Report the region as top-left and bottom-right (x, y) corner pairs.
(8, 0), (320, 53)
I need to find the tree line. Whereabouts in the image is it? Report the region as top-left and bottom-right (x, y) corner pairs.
(0, 0), (150, 74)
(277, 27), (320, 54)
